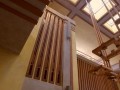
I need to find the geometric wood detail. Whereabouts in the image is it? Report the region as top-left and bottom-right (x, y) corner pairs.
(92, 38), (120, 60)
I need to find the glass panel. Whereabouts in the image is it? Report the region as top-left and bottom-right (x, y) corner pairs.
(104, 13), (120, 33)
(83, 0), (115, 20)
(69, 0), (79, 4)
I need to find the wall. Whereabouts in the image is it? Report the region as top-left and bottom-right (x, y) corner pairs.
(0, 17), (42, 90)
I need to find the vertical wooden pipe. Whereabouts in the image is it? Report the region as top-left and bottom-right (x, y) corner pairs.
(33, 12), (51, 79)
(47, 16), (59, 82)
(40, 14), (55, 80)
(54, 19), (63, 84)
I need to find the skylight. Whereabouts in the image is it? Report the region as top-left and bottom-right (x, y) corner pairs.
(69, 0), (79, 5)
(104, 13), (120, 33)
(83, 0), (115, 20)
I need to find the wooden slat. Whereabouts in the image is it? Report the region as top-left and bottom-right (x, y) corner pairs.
(77, 57), (118, 90)
(56, 20), (63, 85)
(0, 2), (37, 24)
(33, 12), (51, 79)
(40, 14), (55, 81)
(10, 0), (43, 16)
(26, 11), (47, 77)
(47, 16), (59, 82)
(54, 19), (63, 84)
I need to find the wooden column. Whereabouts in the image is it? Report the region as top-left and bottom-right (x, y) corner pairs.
(62, 19), (71, 90)
(70, 25), (79, 90)
(62, 17), (77, 90)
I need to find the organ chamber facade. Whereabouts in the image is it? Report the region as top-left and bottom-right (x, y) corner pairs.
(22, 6), (78, 90)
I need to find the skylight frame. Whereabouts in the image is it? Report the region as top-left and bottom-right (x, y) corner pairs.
(68, 0), (79, 5)
(104, 13), (120, 34)
(82, 0), (116, 20)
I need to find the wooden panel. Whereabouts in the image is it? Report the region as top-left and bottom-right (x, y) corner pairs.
(26, 8), (64, 86)
(77, 56), (119, 90)
(25, 6), (76, 89)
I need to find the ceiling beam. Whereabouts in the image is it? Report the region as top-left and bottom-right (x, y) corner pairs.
(10, 0), (43, 16)
(0, 2), (37, 24)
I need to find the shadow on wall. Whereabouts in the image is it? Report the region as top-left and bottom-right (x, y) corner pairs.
(0, 31), (37, 90)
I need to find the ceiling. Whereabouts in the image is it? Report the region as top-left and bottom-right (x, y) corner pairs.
(53, 0), (120, 38)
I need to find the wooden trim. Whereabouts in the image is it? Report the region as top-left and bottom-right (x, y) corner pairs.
(70, 31), (73, 90)
(0, 2), (37, 24)
(10, 0), (43, 16)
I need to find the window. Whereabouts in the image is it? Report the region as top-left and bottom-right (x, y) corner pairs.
(104, 13), (120, 33)
(69, 0), (79, 5)
(83, 0), (115, 20)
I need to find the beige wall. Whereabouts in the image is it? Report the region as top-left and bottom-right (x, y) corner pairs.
(0, 17), (42, 90)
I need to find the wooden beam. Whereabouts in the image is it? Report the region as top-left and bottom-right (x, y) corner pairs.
(10, 0), (43, 16)
(115, 18), (120, 25)
(0, 2), (37, 24)
(39, 0), (50, 5)
(107, 49), (120, 59)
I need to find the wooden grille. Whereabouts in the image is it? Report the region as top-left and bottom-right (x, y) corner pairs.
(77, 56), (119, 90)
(26, 9), (63, 86)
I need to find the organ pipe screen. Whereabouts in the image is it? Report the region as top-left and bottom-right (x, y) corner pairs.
(26, 9), (63, 86)
(77, 56), (118, 90)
